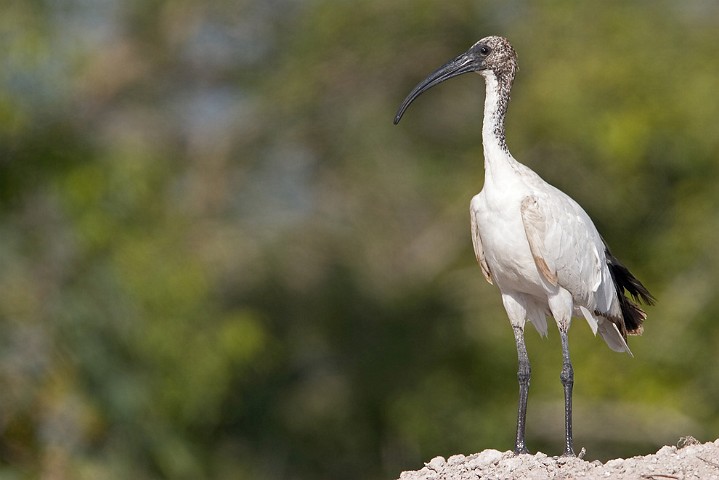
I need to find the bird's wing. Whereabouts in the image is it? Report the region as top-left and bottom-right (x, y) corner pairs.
(520, 196), (558, 286)
(470, 208), (493, 284)
(520, 193), (615, 315)
(521, 191), (631, 354)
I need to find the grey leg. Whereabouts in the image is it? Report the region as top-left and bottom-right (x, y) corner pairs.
(513, 325), (530, 454)
(559, 328), (575, 457)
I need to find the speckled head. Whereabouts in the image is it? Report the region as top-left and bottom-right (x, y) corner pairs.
(470, 36), (517, 82)
(393, 36), (518, 125)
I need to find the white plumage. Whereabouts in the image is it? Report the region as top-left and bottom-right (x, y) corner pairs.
(394, 36), (653, 456)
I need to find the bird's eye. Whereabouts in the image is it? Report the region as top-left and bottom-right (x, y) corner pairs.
(479, 45), (491, 56)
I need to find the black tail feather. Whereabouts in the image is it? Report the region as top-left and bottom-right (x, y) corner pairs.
(604, 244), (655, 336)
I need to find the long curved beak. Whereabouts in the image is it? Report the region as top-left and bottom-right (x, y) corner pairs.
(393, 51), (482, 125)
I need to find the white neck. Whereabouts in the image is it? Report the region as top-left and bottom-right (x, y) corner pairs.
(481, 70), (516, 177)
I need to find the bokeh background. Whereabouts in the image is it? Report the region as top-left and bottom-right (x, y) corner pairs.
(1, 0), (718, 478)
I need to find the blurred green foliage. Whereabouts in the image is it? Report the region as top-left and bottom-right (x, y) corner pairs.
(1, 0), (718, 478)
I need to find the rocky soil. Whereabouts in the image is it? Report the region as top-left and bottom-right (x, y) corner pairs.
(397, 437), (719, 480)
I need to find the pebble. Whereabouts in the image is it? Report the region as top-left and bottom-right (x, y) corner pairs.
(656, 445), (676, 456)
(471, 449), (503, 467)
(426, 456), (445, 471)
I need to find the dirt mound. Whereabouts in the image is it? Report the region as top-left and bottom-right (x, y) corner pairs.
(397, 437), (719, 480)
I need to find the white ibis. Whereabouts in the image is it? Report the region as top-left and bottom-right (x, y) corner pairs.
(394, 36), (654, 456)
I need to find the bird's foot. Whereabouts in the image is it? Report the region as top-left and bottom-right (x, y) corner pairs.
(561, 448), (576, 458)
(513, 446), (531, 455)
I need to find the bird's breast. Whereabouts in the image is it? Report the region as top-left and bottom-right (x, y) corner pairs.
(471, 190), (546, 296)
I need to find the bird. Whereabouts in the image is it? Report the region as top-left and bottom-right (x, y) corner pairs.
(393, 36), (654, 457)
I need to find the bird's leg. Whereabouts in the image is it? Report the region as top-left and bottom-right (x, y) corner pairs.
(513, 325), (531, 455)
(559, 327), (575, 457)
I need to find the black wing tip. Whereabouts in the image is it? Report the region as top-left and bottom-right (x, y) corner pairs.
(621, 296), (647, 335)
(603, 244), (654, 338)
(606, 250), (655, 305)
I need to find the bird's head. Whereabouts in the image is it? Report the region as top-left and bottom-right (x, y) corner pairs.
(393, 36), (517, 124)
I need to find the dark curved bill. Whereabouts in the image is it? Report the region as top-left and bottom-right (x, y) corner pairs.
(393, 52), (479, 125)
